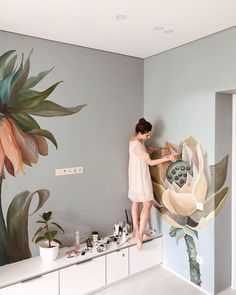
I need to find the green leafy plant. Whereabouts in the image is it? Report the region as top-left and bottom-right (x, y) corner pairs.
(32, 211), (64, 248)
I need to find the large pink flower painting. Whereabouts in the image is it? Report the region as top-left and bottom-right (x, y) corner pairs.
(150, 137), (228, 286)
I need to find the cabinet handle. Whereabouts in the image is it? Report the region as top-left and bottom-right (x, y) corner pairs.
(143, 239), (155, 245)
(122, 253), (125, 257)
(21, 275), (43, 283)
(75, 258), (93, 265)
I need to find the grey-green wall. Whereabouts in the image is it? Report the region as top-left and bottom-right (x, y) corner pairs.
(1, 25), (236, 294)
(144, 27), (236, 294)
(0, 30), (143, 255)
(215, 93), (232, 293)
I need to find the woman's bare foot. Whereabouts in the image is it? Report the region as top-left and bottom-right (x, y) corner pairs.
(143, 232), (151, 239)
(136, 238), (142, 251)
(136, 233), (143, 251)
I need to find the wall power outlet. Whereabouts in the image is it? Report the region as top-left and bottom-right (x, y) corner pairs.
(55, 166), (84, 176)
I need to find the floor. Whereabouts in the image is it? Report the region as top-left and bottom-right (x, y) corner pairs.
(94, 265), (206, 295)
(219, 289), (236, 295)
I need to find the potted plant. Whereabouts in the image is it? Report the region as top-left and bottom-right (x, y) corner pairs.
(32, 211), (64, 263)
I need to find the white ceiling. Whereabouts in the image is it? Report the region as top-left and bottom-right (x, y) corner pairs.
(1, 0), (236, 58)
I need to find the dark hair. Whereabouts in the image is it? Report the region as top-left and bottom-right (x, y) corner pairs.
(135, 118), (152, 134)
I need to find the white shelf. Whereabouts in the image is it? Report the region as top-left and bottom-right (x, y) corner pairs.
(0, 233), (162, 289)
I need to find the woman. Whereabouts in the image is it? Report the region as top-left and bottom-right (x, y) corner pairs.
(128, 118), (175, 249)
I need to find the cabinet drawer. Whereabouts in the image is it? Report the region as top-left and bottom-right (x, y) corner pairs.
(0, 272), (59, 295)
(106, 248), (128, 284)
(60, 256), (105, 295)
(129, 238), (162, 275)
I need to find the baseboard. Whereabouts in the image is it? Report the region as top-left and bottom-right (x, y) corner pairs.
(161, 264), (211, 295)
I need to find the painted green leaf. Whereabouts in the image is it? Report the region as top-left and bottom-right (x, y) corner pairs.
(27, 101), (87, 117)
(3, 55), (17, 78)
(175, 228), (186, 245)
(190, 187), (229, 223)
(169, 227), (177, 237)
(0, 50), (15, 80)
(207, 155), (228, 198)
(183, 226), (198, 240)
(21, 68), (54, 91)
(6, 189), (49, 260)
(9, 50), (32, 102)
(27, 129), (58, 149)
(9, 112), (40, 132)
(9, 82), (62, 109)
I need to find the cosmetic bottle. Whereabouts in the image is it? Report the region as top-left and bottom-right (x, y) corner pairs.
(75, 230), (80, 250)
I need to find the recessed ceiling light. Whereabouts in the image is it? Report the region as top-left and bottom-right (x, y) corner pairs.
(115, 15), (127, 20)
(153, 26), (164, 31)
(164, 29), (174, 34)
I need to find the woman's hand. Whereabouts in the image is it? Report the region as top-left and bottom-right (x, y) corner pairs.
(146, 146), (156, 154)
(165, 154), (177, 162)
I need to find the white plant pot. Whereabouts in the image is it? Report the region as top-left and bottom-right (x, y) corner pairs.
(39, 241), (59, 263)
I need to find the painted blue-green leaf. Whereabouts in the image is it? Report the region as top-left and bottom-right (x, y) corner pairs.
(0, 71), (16, 104)
(28, 101), (87, 117)
(7, 189), (49, 260)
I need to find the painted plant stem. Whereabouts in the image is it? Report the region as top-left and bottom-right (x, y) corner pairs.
(0, 178), (12, 265)
(184, 234), (201, 286)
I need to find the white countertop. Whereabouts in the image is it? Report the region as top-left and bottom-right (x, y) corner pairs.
(0, 232), (162, 289)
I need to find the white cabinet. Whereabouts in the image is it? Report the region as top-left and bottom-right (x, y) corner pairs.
(0, 283), (21, 295)
(129, 238), (162, 275)
(0, 272), (58, 295)
(106, 248), (128, 284)
(60, 256), (106, 295)
(0, 235), (162, 295)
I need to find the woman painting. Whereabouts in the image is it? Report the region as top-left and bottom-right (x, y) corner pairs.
(128, 118), (175, 249)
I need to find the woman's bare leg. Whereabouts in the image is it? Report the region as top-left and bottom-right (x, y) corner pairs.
(137, 200), (153, 249)
(131, 202), (141, 237)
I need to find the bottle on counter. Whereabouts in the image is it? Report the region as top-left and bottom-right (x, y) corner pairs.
(75, 230), (80, 250)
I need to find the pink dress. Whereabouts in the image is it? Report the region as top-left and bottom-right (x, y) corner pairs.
(128, 139), (154, 202)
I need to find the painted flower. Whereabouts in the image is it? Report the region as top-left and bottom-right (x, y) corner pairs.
(151, 136), (229, 229)
(0, 50), (85, 177)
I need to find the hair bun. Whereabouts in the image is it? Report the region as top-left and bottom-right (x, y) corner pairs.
(138, 118), (146, 124)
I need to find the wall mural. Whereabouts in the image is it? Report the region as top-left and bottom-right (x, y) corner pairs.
(150, 136), (228, 286)
(0, 50), (85, 266)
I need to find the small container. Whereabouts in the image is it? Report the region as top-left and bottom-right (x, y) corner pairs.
(92, 231), (99, 243)
(75, 231), (80, 250)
